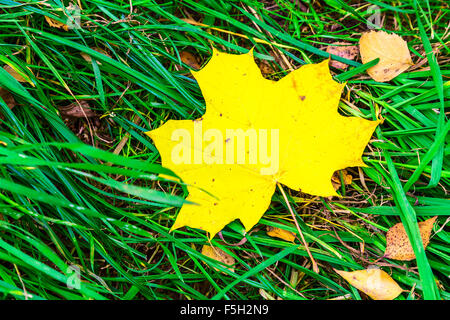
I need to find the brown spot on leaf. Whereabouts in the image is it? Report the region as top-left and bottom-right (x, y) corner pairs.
(292, 78), (297, 90)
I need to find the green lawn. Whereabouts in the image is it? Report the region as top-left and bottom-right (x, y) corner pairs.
(0, 0), (448, 300)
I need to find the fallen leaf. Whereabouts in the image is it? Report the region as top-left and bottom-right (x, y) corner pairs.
(0, 87), (16, 110)
(3, 65), (27, 82)
(201, 245), (235, 272)
(180, 51), (201, 70)
(326, 42), (359, 70)
(58, 100), (96, 118)
(259, 288), (276, 300)
(146, 49), (379, 238)
(258, 59), (275, 76)
(335, 267), (403, 300)
(80, 47), (111, 64)
(331, 169), (353, 190)
(266, 226), (296, 242)
(45, 15), (69, 31)
(359, 30), (413, 82)
(384, 216), (437, 261)
(0, 87), (16, 121)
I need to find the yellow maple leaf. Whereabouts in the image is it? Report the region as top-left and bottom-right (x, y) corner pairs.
(146, 49), (379, 238)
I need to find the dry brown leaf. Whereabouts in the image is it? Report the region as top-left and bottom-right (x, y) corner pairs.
(0, 87), (16, 120)
(359, 30), (413, 82)
(326, 42), (359, 70)
(180, 51), (201, 70)
(80, 47), (111, 64)
(266, 226), (296, 242)
(0, 88), (16, 109)
(45, 15), (69, 31)
(335, 267), (403, 300)
(259, 288), (276, 300)
(384, 216), (437, 261)
(3, 65), (27, 83)
(58, 100), (96, 118)
(331, 169), (353, 190)
(258, 60), (275, 76)
(201, 245), (235, 272)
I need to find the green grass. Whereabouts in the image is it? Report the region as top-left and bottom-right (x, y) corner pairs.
(0, 0), (448, 300)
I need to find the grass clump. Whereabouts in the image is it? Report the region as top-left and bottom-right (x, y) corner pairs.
(0, 0), (448, 300)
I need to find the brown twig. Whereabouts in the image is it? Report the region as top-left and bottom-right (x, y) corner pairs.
(277, 183), (319, 273)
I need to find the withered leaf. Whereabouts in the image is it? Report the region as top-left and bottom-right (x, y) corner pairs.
(266, 226), (296, 242)
(331, 169), (353, 190)
(335, 267), (403, 300)
(45, 15), (69, 31)
(384, 216), (437, 261)
(3, 65), (27, 83)
(201, 245), (235, 273)
(326, 42), (359, 70)
(359, 30), (413, 82)
(180, 51), (201, 70)
(0, 88), (16, 110)
(258, 59), (275, 76)
(81, 47), (111, 65)
(58, 100), (96, 118)
(0, 87), (16, 121)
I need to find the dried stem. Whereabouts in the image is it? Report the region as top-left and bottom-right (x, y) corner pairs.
(277, 183), (319, 273)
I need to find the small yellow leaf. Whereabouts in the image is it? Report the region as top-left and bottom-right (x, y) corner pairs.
(384, 216), (437, 261)
(335, 267), (403, 300)
(201, 245), (235, 272)
(45, 15), (69, 31)
(266, 226), (296, 242)
(331, 169), (353, 190)
(359, 30), (413, 82)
